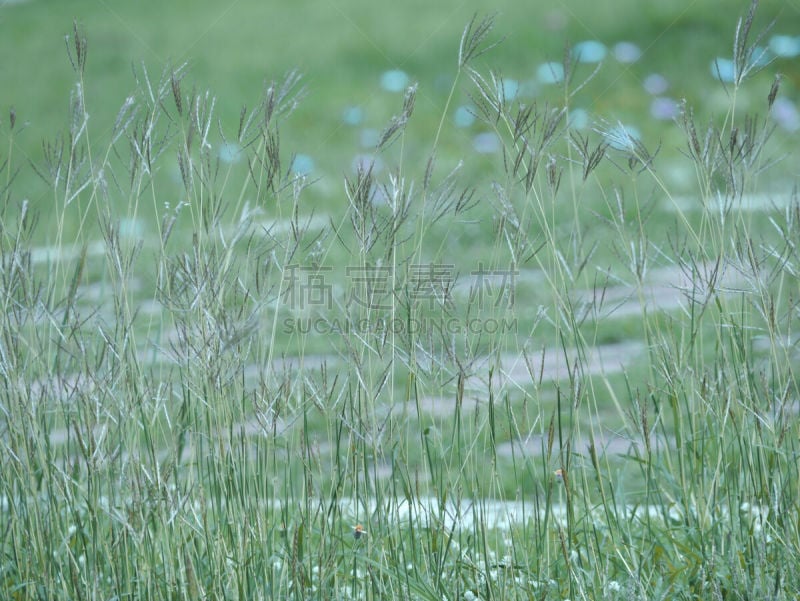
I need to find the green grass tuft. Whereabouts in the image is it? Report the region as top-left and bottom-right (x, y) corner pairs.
(1, 2), (800, 598)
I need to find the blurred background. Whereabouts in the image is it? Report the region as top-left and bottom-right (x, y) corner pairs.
(1, 0), (799, 230)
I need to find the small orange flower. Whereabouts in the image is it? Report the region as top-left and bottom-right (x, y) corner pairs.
(353, 524), (366, 539)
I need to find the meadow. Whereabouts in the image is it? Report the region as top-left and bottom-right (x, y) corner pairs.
(1, 0), (800, 598)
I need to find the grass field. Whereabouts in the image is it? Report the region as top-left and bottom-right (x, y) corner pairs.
(2, 0), (800, 599)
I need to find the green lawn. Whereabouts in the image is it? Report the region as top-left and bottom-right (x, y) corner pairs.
(4, 0), (799, 207)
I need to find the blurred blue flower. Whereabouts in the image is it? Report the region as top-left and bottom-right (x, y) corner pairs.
(380, 69), (409, 92)
(454, 105), (476, 128)
(650, 97), (679, 121)
(499, 78), (519, 101)
(342, 106), (364, 126)
(643, 73), (668, 96)
(291, 154), (315, 176)
(218, 142), (243, 164)
(710, 58), (736, 82)
(750, 46), (772, 67)
(536, 62), (564, 84)
(771, 97), (800, 132)
(573, 40), (606, 63)
(613, 41), (641, 63)
(473, 132), (501, 154)
(769, 35), (800, 58)
(568, 108), (589, 129)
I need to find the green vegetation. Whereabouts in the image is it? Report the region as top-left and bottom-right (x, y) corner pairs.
(1, 0), (800, 598)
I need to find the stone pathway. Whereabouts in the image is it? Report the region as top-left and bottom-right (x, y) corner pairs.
(36, 256), (750, 464)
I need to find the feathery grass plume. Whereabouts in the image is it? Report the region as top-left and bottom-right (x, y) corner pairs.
(569, 131), (608, 182)
(458, 13), (501, 67)
(170, 69), (184, 117)
(65, 20), (87, 76)
(729, 0), (774, 88)
(376, 84), (417, 150)
(432, 13), (501, 153)
(767, 73), (781, 109)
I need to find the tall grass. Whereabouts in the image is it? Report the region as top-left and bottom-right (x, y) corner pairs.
(1, 2), (799, 598)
